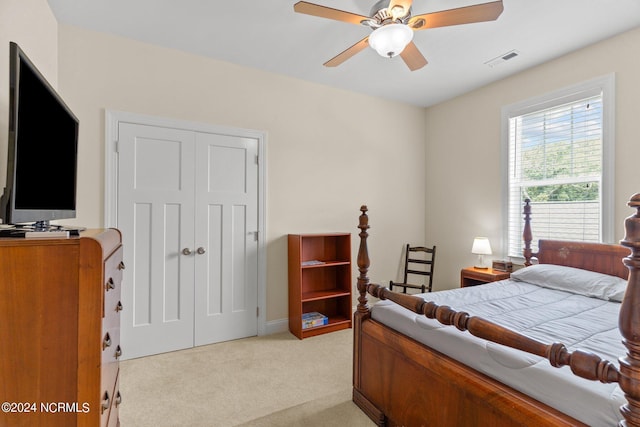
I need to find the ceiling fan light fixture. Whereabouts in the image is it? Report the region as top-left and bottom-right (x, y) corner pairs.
(368, 23), (413, 58)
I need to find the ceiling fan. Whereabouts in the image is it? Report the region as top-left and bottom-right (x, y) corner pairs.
(293, 0), (504, 71)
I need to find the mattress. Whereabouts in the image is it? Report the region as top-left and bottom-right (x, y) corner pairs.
(371, 277), (626, 426)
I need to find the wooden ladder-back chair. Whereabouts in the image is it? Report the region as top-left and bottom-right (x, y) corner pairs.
(390, 244), (436, 293)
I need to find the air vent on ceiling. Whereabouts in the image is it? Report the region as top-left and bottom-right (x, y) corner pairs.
(484, 50), (520, 68)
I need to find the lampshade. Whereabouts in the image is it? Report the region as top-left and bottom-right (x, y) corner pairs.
(471, 237), (492, 255)
(368, 24), (413, 58)
(471, 237), (492, 269)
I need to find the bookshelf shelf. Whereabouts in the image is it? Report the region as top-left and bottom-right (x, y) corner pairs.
(301, 260), (350, 268)
(302, 289), (351, 302)
(288, 233), (352, 339)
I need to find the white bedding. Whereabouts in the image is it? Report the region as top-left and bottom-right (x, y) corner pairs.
(371, 278), (626, 426)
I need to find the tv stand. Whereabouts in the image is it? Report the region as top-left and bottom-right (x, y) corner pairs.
(0, 229), (124, 426)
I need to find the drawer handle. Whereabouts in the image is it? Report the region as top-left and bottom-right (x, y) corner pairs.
(101, 391), (110, 414)
(115, 345), (122, 359)
(106, 278), (115, 291)
(118, 261), (125, 270)
(115, 391), (122, 407)
(103, 332), (111, 350)
(116, 301), (123, 312)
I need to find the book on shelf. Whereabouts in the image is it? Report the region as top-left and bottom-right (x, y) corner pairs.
(302, 312), (328, 329)
(301, 260), (325, 266)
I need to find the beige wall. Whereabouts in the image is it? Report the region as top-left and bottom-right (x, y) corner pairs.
(5, 2), (638, 324)
(56, 25), (427, 323)
(0, 0), (58, 190)
(424, 27), (640, 290)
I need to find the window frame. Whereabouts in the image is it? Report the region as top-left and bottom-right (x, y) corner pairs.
(500, 74), (615, 262)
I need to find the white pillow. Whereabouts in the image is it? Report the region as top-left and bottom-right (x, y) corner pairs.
(510, 264), (627, 302)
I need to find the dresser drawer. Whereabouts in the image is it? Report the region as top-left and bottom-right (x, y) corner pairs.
(100, 370), (121, 427)
(100, 326), (119, 426)
(107, 372), (121, 427)
(103, 277), (122, 331)
(102, 325), (121, 374)
(103, 246), (124, 322)
(104, 246), (124, 290)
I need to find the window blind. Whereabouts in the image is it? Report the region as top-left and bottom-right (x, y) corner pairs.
(507, 94), (603, 257)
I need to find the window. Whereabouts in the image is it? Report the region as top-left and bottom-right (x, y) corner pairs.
(502, 75), (614, 259)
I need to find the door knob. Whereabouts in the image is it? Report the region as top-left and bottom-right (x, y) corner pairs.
(197, 247), (206, 255)
(182, 248), (192, 255)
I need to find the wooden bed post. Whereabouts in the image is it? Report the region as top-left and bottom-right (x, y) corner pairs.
(619, 193), (640, 427)
(356, 205), (371, 314)
(523, 198), (534, 266)
(353, 205), (386, 425)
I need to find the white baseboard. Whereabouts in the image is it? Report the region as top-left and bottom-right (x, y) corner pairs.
(263, 318), (289, 335)
(262, 309), (358, 336)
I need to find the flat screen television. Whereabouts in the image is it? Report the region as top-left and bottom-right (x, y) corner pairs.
(0, 42), (79, 230)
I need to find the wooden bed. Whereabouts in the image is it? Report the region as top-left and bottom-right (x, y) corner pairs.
(352, 195), (640, 427)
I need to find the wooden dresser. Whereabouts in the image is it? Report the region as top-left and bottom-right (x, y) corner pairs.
(0, 229), (124, 427)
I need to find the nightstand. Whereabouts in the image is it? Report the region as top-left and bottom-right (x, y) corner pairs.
(460, 267), (510, 287)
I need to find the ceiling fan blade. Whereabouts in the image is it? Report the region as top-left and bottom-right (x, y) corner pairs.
(324, 37), (370, 67)
(400, 42), (428, 71)
(409, 0), (503, 30)
(388, 0), (413, 19)
(293, 1), (369, 25)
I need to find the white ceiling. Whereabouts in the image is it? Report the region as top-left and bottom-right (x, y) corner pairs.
(46, 0), (640, 107)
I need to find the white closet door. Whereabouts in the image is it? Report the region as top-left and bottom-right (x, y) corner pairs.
(118, 122), (196, 358)
(117, 120), (260, 359)
(193, 132), (259, 345)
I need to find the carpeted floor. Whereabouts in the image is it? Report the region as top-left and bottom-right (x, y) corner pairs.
(119, 329), (375, 426)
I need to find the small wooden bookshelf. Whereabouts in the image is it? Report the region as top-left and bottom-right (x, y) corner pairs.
(288, 233), (352, 339)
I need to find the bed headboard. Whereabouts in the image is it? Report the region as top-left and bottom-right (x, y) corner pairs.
(536, 240), (630, 279)
(522, 199), (630, 279)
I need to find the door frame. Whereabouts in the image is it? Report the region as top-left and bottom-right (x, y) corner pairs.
(104, 110), (268, 336)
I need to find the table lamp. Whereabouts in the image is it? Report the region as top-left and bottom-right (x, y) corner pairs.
(472, 237), (492, 269)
